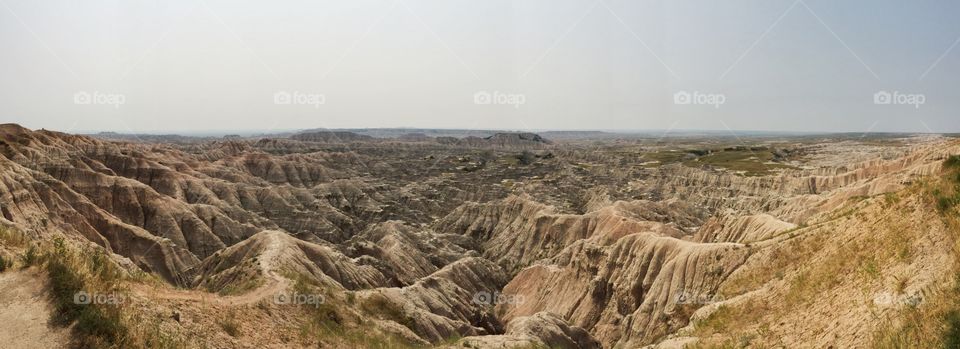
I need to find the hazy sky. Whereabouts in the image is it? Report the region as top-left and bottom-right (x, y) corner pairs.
(1, 0), (958, 133)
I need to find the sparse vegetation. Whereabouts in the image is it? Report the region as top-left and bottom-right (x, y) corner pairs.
(720, 231), (825, 297)
(218, 310), (241, 337)
(641, 146), (799, 175)
(945, 155), (960, 169)
(933, 155), (960, 212)
(20, 244), (39, 267)
(283, 271), (421, 348)
(0, 122), (956, 349)
(3, 232), (184, 348)
(884, 192), (901, 207)
(360, 293), (416, 331)
(871, 155), (960, 348)
(214, 272), (264, 296)
(0, 255), (10, 272)
(44, 238), (129, 347)
(693, 300), (771, 340)
(0, 226), (29, 247)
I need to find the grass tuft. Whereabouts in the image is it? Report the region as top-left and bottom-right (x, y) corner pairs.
(44, 237), (128, 347)
(20, 244), (39, 267)
(0, 254), (10, 272)
(360, 293), (416, 331)
(218, 311), (241, 337)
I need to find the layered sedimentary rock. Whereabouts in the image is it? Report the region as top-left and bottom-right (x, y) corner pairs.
(290, 130), (375, 143)
(358, 257), (509, 342)
(693, 212), (796, 243)
(497, 233), (750, 346)
(3, 123), (958, 348)
(456, 312), (601, 349)
(194, 230), (388, 292)
(433, 195), (693, 273)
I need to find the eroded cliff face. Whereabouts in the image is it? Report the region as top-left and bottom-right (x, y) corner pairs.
(427, 138), (960, 347)
(2, 123), (958, 348)
(0, 125), (383, 285)
(644, 141), (956, 224)
(498, 234), (750, 346)
(693, 213), (796, 243)
(433, 195), (693, 273)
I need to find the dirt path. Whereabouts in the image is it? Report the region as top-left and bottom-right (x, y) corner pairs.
(0, 270), (70, 349)
(132, 232), (290, 306)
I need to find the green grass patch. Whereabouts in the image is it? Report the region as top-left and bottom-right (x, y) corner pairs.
(640, 151), (690, 166)
(642, 147), (798, 175)
(691, 149), (797, 176)
(944, 155), (960, 169)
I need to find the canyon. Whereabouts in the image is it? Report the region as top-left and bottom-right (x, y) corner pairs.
(0, 123), (957, 348)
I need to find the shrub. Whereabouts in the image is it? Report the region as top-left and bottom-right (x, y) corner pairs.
(219, 312), (241, 337)
(43, 239), (129, 347)
(517, 151), (536, 165)
(944, 155), (960, 169)
(0, 227), (28, 247)
(944, 310), (960, 349)
(0, 254), (10, 272)
(939, 196), (957, 212)
(20, 244), (39, 267)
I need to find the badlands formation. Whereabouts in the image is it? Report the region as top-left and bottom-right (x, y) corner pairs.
(0, 123), (958, 348)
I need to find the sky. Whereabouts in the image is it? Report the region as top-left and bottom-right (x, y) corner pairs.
(1, 0), (958, 134)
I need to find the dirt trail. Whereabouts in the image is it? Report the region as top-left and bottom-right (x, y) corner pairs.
(132, 232), (290, 306)
(0, 270), (70, 349)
